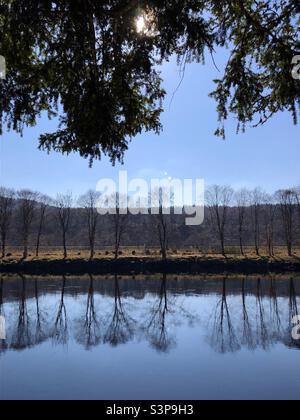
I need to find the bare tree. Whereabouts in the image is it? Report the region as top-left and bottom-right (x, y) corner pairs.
(18, 190), (38, 259)
(263, 194), (276, 257)
(150, 187), (173, 260)
(56, 193), (73, 259)
(111, 193), (128, 260)
(0, 187), (15, 258)
(250, 188), (264, 256)
(276, 189), (296, 257)
(206, 185), (233, 256)
(35, 194), (52, 257)
(235, 189), (250, 256)
(294, 187), (300, 232)
(78, 191), (100, 260)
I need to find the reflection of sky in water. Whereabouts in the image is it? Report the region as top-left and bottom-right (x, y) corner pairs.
(0, 276), (300, 400)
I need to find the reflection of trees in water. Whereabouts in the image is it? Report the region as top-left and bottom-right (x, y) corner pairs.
(2, 275), (50, 352)
(1, 276), (299, 354)
(52, 276), (69, 346)
(209, 277), (299, 353)
(255, 278), (269, 350)
(143, 274), (175, 353)
(253, 278), (282, 349)
(269, 277), (283, 341)
(289, 279), (298, 322)
(0, 277), (8, 354)
(11, 275), (33, 350)
(210, 278), (240, 354)
(241, 278), (254, 350)
(34, 279), (49, 345)
(288, 278), (300, 348)
(0, 278), (3, 317)
(142, 274), (200, 353)
(104, 275), (135, 347)
(75, 275), (101, 349)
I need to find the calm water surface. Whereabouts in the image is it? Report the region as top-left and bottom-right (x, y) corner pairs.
(0, 274), (300, 400)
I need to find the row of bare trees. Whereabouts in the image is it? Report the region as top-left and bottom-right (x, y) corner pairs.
(0, 188), (69, 260)
(206, 185), (300, 257)
(1, 185), (300, 260)
(0, 188), (122, 260)
(0, 188), (56, 259)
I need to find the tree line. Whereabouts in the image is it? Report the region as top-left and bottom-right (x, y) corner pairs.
(0, 185), (300, 261)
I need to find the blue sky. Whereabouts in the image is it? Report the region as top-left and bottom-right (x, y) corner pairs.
(1, 53), (299, 198)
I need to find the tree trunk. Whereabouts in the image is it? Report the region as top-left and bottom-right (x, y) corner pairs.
(287, 242), (292, 257)
(63, 232), (67, 259)
(89, 233), (95, 260)
(254, 226), (260, 255)
(23, 235), (28, 259)
(114, 235), (120, 260)
(90, 241), (95, 260)
(239, 230), (244, 256)
(220, 234), (225, 257)
(254, 229), (260, 255)
(114, 247), (119, 260)
(36, 230), (41, 257)
(1, 233), (6, 258)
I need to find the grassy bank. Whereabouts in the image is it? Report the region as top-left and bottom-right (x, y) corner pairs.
(1, 253), (300, 275)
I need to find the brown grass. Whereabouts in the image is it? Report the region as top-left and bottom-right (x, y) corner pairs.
(1, 246), (300, 264)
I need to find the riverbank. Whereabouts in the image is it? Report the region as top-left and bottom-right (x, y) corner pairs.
(1, 255), (300, 275)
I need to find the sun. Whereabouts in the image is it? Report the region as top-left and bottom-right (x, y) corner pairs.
(136, 15), (146, 34)
(135, 11), (159, 37)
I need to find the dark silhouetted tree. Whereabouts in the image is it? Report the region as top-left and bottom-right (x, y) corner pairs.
(1, 1), (298, 163)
